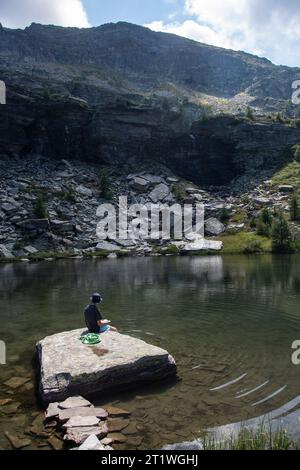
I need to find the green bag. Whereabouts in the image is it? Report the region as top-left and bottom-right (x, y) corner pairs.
(79, 333), (101, 345)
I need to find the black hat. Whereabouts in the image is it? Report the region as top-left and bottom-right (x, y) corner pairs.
(91, 293), (102, 304)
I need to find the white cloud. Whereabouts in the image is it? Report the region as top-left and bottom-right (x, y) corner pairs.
(0, 0), (90, 29)
(145, 0), (300, 67)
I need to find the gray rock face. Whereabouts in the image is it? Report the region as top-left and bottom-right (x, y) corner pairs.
(37, 329), (176, 402)
(149, 184), (170, 203)
(205, 218), (225, 236)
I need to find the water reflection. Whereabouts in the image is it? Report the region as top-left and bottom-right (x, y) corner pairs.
(0, 255), (300, 449)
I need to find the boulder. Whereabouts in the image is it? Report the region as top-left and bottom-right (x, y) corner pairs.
(76, 186), (93, 197)
(0, 244), (14, 259)
(181, 237), (223, 252)
(251, 196), (271, 206)
(23, 245), (38, 255)
(149, 184), (170, 203)
(96, 241), (121, 252)
(205, 218), (225, 236)
(278, 185), (294, 193)
(37, 329), (176, 403)
(142, 174), (164, 185)
(129, 177), (151, 192)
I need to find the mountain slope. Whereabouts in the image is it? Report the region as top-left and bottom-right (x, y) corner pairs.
(0, 22), (300, 189)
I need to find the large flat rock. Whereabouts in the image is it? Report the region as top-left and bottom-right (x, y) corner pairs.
(37, 329), (176, 402)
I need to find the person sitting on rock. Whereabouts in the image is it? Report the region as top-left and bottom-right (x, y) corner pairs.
(84, 293), (117, 334)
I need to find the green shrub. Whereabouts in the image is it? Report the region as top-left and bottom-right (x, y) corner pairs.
(256, 208), (273, 237)
(63, 186), (76, 203)
(219, 207), (231, 224)
(256, 220), (270, 237)
(244, 239), (263, 254)
(241, 195), (250, 205)
(172, 183), (187, 202)
(33, 197), (47, 219)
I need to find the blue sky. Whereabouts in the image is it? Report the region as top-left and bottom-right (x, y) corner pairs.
(1, 0), (300, 67)
(83, 0), (186, 27)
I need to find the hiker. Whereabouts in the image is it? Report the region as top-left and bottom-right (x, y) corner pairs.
(84, 293), (117, 334)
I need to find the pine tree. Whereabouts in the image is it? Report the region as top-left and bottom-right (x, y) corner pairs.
(99, 170), (112, 200)
(246, 106), (254, 120)
(34, 197), (47, 219)
(271, 213), (292, 253)
(290, 194), (299, 222)
(294, 145), (300, 162)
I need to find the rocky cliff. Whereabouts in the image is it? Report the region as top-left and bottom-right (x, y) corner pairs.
(0, 22), (300, 188)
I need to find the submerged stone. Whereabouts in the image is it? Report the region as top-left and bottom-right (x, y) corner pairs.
(5, 432), (31, 450)
(105, 406), (131, 418)
(37, 329), (176, 402)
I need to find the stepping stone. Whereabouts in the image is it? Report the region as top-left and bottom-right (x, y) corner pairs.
(63, 416), (100, 429)
(45, 402), (60, 420)
(58, 396), (92, 410)
(77, 434), (107, 451)
(59, 407), (108, 422)
(64, 423), (108, 445)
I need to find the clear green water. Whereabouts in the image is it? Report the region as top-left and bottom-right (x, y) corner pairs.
(0, 255), (300, 449)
